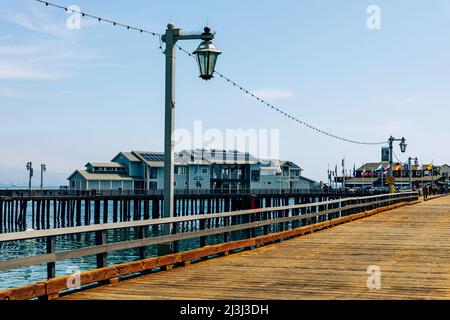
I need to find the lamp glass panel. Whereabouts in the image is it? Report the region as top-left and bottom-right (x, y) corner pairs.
(207, 52), (219, 77)
(196, 52), (208, 77)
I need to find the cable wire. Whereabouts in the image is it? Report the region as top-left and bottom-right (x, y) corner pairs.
(35, 0), (388, 146)
(35, 0), (161, 37)
(174, 45), (387, 146)
(393, 151), (404, 164)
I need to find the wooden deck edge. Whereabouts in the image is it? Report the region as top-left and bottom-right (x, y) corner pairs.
(424, 194), (449, 202)
(0, 199), (419, 300)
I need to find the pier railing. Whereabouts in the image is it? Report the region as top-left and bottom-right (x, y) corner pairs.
(0, 192), (418, 295)
(0, 188), (382, 198)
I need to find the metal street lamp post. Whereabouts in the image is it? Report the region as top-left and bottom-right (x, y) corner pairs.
(40, 164), (46, 191)
(26, 162), (33, 190)
(342, 158), (345, 190)
(407, 157), (418, 190)
(161, 23), (221, 221)
(431, 163), (434, 190)
(388, 136), (407, 193)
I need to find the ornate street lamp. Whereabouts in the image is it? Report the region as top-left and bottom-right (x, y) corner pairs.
(40, 164), (47, 191)
(160, 23), (221, 254)
(407, 157), (419, 190)
(399, 137), (407, 153)
(193, 27), (222, 80)
(387, 136), (408, 193)
(26, 162), (33, 190)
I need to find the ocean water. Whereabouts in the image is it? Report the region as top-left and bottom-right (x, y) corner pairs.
(0, 197), (294, 290)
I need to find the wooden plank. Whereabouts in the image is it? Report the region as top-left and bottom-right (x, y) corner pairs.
(58, 196), (450, 300)
(0, 199), (421, 299)
(0, 199), (418, 271)
(0, 204), (418, 270)
(0, 253), (55, 271)
(0, 283), (46, 301)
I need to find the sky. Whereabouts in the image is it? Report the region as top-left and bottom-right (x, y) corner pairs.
(0, 0), (450, 187)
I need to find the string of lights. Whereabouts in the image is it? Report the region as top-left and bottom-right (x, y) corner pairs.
(212, 70), (387, 146)
(35, 0), (161, 37)
(174, 44), (386, 145)
(35, 0), (388, 146)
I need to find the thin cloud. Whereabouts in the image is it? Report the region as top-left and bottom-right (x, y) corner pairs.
(4, 11), (69, 38)
(0, 4), (99, 80)
(2, 4), (104, 38)
(0, 44), (43, 55)
(251, 88), (295, 100)
(0, 88), (72, 98)
(0, 42), (97, 80)
(1, 3), (76, 38)
(0, 63), (59, 80)
(6, 12), (40, 31)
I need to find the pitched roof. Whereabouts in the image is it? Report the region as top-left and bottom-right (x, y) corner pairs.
(357, 162), (442, 171)
(280, 160), (302, 170)
(86, 162), (124, 168)
(358, 162), (397, 171)
(111, 152), (140, 163)
(68, 170), (134, 181)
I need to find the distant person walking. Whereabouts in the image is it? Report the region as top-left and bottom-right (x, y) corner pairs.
(423, 186), (428, 200)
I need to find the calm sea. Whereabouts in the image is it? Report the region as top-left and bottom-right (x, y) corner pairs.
(0, 198), (292, 290)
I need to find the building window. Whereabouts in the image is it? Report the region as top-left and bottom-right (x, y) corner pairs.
(174, 181), (177, 187)
(201, 168), (208, 174)
(175, 166), (188, 175)
(267, 181), (272, 185)
(251, 170), (260, 182)
(149, 181), (158, 190)
(149, 167), (158, 179)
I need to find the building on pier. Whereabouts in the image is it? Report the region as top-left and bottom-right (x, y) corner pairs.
(335, 161), (450, 190)
(68, 149), (320, 191)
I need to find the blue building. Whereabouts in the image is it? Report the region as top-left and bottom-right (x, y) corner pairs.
(68, 150), (319, 191)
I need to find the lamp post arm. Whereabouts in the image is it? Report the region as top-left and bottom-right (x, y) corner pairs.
(388, 136), (394, 193)
(162, 32), (214, 43)
(176, 33), (214, 41)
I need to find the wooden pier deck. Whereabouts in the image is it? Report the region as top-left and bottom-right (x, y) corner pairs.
(61, 195), (450, 300)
